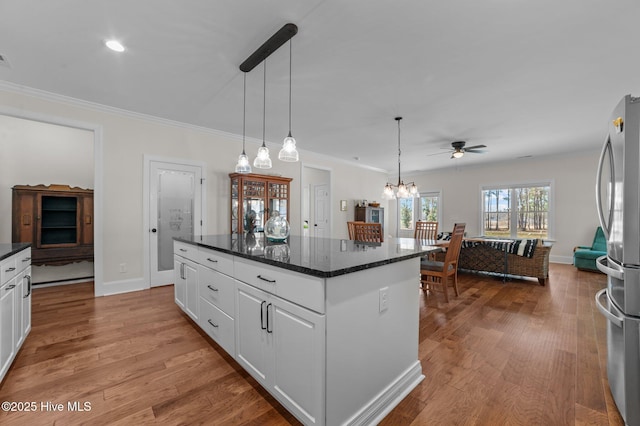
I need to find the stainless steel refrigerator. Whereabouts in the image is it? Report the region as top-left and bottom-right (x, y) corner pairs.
(596, 94), (640, 426)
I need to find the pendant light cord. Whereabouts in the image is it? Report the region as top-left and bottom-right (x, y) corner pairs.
(397, 117), (402, 185)
(262, 60), (267, 147)
(288, 39), (292, 134)
(242, 73), (247, 155)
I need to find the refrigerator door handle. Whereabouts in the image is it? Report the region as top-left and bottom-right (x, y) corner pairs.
(595, 135), (615, 240)
(595, 288), (623, 328)
(596, 255), (624, 280)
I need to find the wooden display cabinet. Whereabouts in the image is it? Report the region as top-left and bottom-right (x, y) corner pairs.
(12, 184), (94, 265)
(355, 205), (384, 233)
(229, 173), (292, 234)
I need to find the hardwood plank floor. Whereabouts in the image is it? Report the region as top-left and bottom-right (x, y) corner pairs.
(0, 264), (624, 425)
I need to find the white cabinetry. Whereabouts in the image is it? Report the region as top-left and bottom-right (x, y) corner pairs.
(236, 280), (325, 425)
(174, 242), (198, 321)
(0, 247), (31, 382)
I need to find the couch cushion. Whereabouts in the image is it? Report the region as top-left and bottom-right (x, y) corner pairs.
(592, 227), (607, 252)
(573, 249), (606, 261)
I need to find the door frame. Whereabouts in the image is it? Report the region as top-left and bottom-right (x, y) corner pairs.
(143, 155), (206, 289)
(301, 164), (332, 238)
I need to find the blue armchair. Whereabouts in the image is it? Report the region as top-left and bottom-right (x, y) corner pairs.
(573, 227), (606, 272)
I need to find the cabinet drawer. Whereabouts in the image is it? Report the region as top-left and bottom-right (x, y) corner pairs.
(198, 248), (233, 276)
(174, 241), (198, 262)
(16, 248), (32, 273)
(199, 265), (235, 317)
(1, 257), (17, 285)
(234, 259), (325, 314)
(199, 297), (235, 356)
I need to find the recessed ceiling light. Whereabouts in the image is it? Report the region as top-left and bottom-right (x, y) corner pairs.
(105, 40), (125, 52)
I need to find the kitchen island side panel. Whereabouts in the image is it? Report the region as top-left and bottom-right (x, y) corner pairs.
(325, 257), (423, 425)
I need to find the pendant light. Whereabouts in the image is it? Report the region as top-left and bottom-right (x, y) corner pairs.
(382, 117), (418, 199)
(279, 39), (299, 162)
(235, 73), (252, 174)
(254, 60), (272, 169)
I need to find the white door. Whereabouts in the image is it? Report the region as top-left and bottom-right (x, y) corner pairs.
(314, 184), (329, 239)
(149, 161), (203, 287)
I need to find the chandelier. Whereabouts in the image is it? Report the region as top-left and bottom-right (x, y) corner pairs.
(382, 117), (418, 199)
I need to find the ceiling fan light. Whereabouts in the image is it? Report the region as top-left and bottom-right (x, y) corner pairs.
(279, 134), (299, 161)
(452, 150), (464, 159)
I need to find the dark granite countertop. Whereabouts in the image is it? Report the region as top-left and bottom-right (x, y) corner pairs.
(175, 234), (440, 278)
(0, 243), (31, 262)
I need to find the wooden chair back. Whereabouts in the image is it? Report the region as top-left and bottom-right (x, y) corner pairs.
(443, 223), (466, 268)
(352, 222), (384, 242)
(419, 222), (465, 302)
(414, 221), (438, 240)
(347, 221), (365, 240)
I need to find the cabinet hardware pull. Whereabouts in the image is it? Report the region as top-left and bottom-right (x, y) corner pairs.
(23, 257), (31, 262)
(5, 267), (16, 272)
(206, 258), (218, 263)
(207, 285), (219, 292)
(266, 303), (273, 333)
(25, 275), (31, 298)
(257, 275), (276, 283)
(260, 301), (267, 330)
(179, 248), (187, 252)
(180, 263), (185, 280)
(207, 319), (219, 328)
(6, 284), (15, 290)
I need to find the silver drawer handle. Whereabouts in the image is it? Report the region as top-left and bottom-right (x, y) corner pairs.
(5, 284), (15, 290)
(5, 267), (16, 272)
(206, 258), (218, 263)
(207, 319), (219, 328)
(22, 257), (31, 262)
(207, 285), (219, 292)
(257, 275), (276, 283)
(179, 248), (187, 252)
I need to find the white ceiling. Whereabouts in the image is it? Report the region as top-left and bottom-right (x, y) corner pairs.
(1, 0), (638, 174)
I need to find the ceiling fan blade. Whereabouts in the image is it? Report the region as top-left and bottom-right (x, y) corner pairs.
(464, 144), (487, 151)
(427, 151), (451, 157)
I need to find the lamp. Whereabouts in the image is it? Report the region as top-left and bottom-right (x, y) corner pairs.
(452, 149), (464, 159)
(279, 39), (299, 162)
(254, 61), (272, 169)
(382, 117), (418, 200)
(234, 73), (252, 174)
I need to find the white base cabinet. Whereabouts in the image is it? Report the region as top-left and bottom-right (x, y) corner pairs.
(0, 247), (31, 383)
(174, 240), (422, 426)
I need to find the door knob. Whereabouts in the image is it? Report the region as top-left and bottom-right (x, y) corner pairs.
(151, 228), (157, 233)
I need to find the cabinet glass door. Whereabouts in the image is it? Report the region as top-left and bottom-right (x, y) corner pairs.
(370, 208), (381, 224)
(243, 180), (266, 232)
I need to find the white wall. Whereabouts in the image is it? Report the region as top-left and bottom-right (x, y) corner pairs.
(386, 151), (602, 263)
(0, 84), (388, 295)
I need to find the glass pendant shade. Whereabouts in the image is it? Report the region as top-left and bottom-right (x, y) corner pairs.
(279, 133), (299, 162)
(254, 145), (272, 168)
(235, 152), (252, 174)
(382, 184), (396, 200)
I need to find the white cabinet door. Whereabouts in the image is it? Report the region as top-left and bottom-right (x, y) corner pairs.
(235, 282), (272, 387)
(235, 281), (325, 425)
(0, 279), (15, 378)
(184, 260), (198, 321)
(271, 296), (325, 425)
(14, 272), (24, 349)
(173, 257), (186, 309)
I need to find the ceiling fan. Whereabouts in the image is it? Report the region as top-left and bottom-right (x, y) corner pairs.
(429, 141), (487, 159)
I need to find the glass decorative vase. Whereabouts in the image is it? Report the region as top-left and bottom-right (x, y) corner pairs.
(265, 211), (290, 242)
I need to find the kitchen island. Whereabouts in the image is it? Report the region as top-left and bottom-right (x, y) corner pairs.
(174, 234), (439, 426)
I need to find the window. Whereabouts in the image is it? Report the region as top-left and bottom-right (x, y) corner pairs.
(482, 184), (550, 239)
(397, 192), (441, 233)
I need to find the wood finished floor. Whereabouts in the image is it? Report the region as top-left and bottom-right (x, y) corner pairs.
(0, 264), (624, 425)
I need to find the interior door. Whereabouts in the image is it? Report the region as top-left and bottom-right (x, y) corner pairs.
(149, 161), (202, 287)
(314, 184), (329, 239)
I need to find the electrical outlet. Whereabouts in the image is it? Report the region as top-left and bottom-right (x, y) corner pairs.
(119, 263), (127, 273)
(379, 287), (389, 313)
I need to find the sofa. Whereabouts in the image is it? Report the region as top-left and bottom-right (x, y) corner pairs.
(573, 227), (606, 272)
(436, 238), (552, 285)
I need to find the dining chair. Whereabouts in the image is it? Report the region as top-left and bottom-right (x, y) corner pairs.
(347, 221), (365, 240)
(420, 223), (465, 302)
(414, 221), (438, 241)
(353, 222), (384, 243)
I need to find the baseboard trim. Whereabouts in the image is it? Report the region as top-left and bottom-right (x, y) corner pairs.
(345, 361), (424, 426)
(97, 277), (147, 297)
